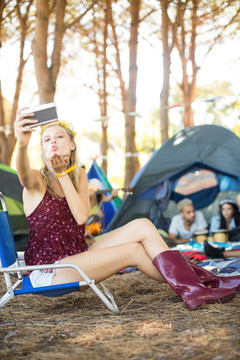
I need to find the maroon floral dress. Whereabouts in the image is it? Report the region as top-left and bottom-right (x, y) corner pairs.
(24, 191), (88, 266)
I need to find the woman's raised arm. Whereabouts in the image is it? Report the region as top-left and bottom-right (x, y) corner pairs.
(14, 108), (40, 189)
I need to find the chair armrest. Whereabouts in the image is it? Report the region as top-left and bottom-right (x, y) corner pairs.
(0, 263), (94, 283)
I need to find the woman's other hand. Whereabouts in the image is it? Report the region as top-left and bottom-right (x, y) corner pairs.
(50, 153), (69, 175)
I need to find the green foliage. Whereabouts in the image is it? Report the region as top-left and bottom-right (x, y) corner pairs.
(206, 98), (240, 128)
(138, 134), (159, 153)
(195, 82), (234, 100)
(167, 81), (239, 129)
(82, 129), (101, 142)
(137, 108), (160, 153)
(196, 82), (238, 127)
(137, 106), (181, 152)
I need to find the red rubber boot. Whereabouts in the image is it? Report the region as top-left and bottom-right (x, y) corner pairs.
(152, 250), (235, 310)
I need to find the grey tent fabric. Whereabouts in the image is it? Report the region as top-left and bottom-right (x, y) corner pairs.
(106, 125), (240, 231)
(133, 125), (240, 197)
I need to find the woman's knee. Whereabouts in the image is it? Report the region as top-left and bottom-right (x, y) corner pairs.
(131, 218), (158, 237)
(130, 217), (154, 229)
(125, 241), (146, 258)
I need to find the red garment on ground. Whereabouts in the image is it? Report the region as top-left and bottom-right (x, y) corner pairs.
(181, 251), (208, 261)
(25, 191), (88, 266)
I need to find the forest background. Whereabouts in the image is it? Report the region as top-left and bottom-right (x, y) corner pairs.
(0, 0), (240, 188)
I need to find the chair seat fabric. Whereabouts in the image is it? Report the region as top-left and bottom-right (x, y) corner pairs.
(14, 276), (80, 297)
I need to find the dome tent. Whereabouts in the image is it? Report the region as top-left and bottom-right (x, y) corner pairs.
(106, 125), (240, 231)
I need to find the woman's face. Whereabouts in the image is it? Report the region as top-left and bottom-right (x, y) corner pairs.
(221, 203), (234, 221)
(41, 125), (75, 161)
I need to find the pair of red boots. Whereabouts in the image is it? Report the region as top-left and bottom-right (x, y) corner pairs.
(153, 250), (239, 310)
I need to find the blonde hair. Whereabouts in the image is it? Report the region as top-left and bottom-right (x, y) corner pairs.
(177, 198), (193, 212)
(40, 123), (79, 197)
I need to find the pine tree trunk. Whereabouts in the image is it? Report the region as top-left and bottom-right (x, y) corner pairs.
(100, 0), (110, 175)
(124, 0), (141, 187)
(160, 0), (171, 144)
(32, 0), (66, 103)
(0, 1), (29, 165)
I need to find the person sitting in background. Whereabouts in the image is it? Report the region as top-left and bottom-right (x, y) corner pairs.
(204, 199), (240, 257)
(236, 193), (240, 211)
(209, 199), (240, 233)
(168, 198), (208, 244)
(86, 178), (118, 242)
(88, 178), (118, 217)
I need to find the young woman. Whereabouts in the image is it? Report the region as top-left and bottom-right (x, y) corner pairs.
(209, 199), (240, 233)
(14, 109), (239, 310)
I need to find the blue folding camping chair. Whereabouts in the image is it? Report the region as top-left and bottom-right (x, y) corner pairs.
(0, 192), (119, 314)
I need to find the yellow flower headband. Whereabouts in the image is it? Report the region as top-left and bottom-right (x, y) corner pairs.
(40, 121), (77, 139)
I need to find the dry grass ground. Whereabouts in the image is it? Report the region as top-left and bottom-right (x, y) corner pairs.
(0, 271), (239, 360)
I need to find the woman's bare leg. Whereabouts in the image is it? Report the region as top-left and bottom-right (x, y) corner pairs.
(52, 241), (163, 285)
(52, 219), (168, 285)
(223, 250), (240, 258)
(90, 218), (169, 258)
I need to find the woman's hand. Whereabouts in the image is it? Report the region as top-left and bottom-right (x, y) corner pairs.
(14, 108), (38, 148)
(49, 153), (69, 175)
(14, 108), (42, 190)
(111, 189), (118, 199)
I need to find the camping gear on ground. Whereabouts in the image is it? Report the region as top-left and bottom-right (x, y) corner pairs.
(0, 192), (119, 314)
(85, 217), (102, 236)
(106, 125), (240, 232)
(194, 230), (209, 243)
(212, 229), (229, 243)
(152, 250), (235, 310)
(199, 258), (240, 276)
(180, 250), (208, 262)
(188, 260), (240, 292)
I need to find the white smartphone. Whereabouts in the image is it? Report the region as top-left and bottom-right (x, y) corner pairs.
(22, 103), (58, 128)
